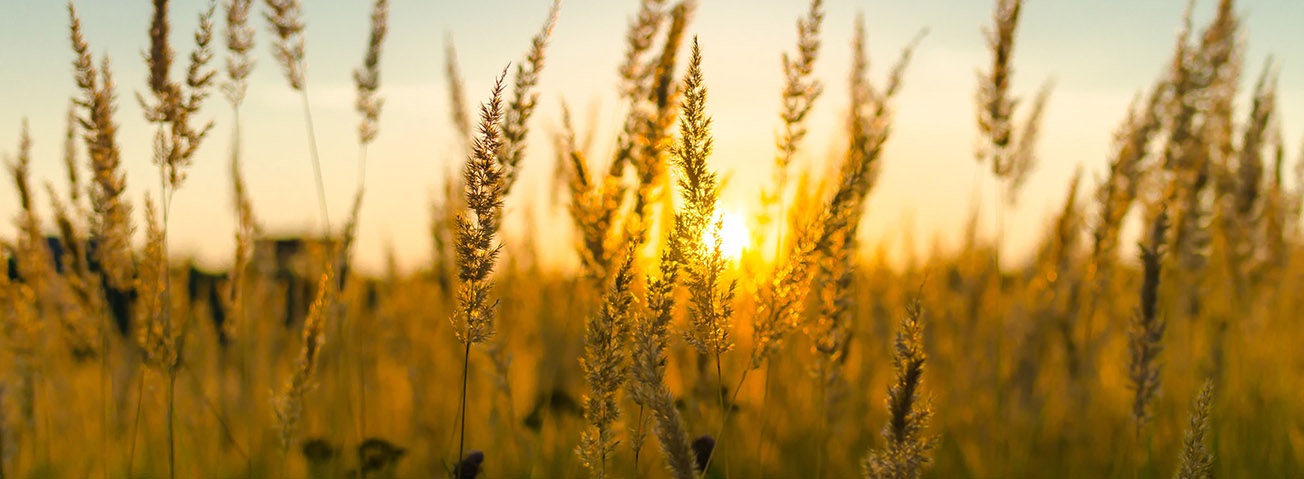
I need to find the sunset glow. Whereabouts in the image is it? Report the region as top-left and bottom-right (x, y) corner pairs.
(1, 0), (1301, 476)
(718, 210), (748, 260)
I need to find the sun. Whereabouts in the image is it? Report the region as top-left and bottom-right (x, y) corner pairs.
(714, 210), (749, 260)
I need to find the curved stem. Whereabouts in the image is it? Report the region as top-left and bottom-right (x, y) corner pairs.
(127, 371), (145, 477)
(702, 364), (751, 477)
(181, 365), (249, 461)
(299, 88), (331, 234)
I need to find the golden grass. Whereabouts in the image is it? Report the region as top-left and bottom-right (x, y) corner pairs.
(1, 0), (1303, 478)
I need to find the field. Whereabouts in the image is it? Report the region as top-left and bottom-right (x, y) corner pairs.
(1, 0), (1302, 478)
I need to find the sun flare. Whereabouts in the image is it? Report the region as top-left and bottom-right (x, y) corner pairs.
(713, 210), (749, 260)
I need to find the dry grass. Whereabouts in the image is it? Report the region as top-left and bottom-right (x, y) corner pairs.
(1, 0), (1303, 478)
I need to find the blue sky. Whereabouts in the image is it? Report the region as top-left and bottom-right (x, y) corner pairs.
(1, 0), (1301, 272)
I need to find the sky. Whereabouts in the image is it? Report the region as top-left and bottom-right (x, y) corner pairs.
(1, 0), (1302, 274)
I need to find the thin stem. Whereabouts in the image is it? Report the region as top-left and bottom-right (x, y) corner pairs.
(155, 127), (179, 479)
(815, 363), (828, 479)
(278, 446), (288, 479)
(994, 169), (1004, 272)
(357, 142), (369, 192)
(354, 144), (369, 444)
(100, 300), (109, 479)
(230, 102), (256, 479)
(182, 365), (249, 462)
(244, 346), (254, 479)
(1141, 424), (1154, 479)
(993, 176), (1007, 475)
(715, 353), (729, 479)
(632, 404), (646, 479)
(455, 342), (472, 479)
(753, 361), (772, 477)
(1079, 274), (1101, 414)
(357, 328), (367, 441)
(37, 360), (53, 468)
(167, 369), (177, 479)
(333, 300), (358, 451)
(702, 363), (751, 477)
(299, 87), (331, 234)
(127, 370), (145, 477)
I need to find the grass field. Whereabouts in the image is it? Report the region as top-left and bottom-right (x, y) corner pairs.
(1, 0), (1302, 478)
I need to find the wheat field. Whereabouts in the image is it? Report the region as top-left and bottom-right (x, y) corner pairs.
(0, 0), (1302, 478)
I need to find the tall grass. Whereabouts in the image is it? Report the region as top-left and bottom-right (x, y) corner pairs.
(2, 0), (1303, 477)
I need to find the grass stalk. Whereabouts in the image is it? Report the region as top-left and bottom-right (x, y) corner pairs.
(299, 89), (331, 233)
(127, 371), (145, 477)
(754, 361), (773, 476)
(715, 352), (728, 479)
(701, 365), (750, 477)
(167, 367), (177, 479)
(456, 342), (471, 479)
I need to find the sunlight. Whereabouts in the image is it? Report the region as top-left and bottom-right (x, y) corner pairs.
(717, 210), (749, 260)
